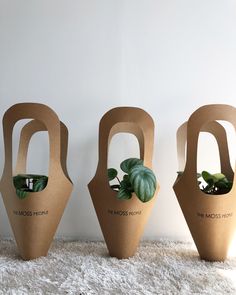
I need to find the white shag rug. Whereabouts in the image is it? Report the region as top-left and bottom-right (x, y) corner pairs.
(0, 239), (236, 295)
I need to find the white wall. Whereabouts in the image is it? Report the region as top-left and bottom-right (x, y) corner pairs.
(0, 0), (236, 240)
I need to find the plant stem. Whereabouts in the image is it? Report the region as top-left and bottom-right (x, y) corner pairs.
(116, 176), (121, 185)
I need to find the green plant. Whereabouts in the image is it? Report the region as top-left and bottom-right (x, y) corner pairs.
(13, 174), (48, 199)
(177, 171), (232, 195)
(108, 158), (156, 202)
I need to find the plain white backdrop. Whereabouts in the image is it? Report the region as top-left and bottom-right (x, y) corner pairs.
(0, 0), (236, 240)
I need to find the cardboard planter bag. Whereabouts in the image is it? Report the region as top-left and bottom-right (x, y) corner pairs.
(173, 104), (236, 261)
(0, 103), (73, 260)
(88, 107), (159, 259)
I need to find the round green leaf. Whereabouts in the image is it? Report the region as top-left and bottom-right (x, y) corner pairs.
(130, 165), (156, 203)
(202, 171), (217, 184)
(120, 158), (143, 173)
(117, 187), (132, 200)
(123, 174), (130, 183)
(108, 168), (118, 181)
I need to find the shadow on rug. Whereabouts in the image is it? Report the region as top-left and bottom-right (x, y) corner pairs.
(0, 239), (236, 294)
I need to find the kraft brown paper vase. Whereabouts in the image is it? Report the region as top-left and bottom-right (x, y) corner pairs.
(0, 103), (73, 260)
(173, 104), (236, 261)
(88, 107), (159, 259)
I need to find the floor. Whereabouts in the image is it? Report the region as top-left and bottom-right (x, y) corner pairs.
(0, 239), (236, 294)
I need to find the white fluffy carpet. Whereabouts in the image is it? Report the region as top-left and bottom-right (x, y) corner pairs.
(0, 239), (236, 295)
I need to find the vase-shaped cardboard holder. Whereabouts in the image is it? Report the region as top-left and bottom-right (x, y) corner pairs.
(173, 104), (236, 261)
(0, 103), (73, 260)
(88, 107), (159, 259)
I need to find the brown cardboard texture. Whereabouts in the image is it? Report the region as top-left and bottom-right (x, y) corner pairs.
(0, 103), (73, 260)
(173, 104), (236, 261)
(88, 107), (159, 259)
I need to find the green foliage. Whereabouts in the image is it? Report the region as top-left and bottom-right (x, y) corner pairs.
(13, 174), (48, 199)
(201, 171), (232, 194)
(34, 176), (48, 192)
(16, 188), (28, 199)
(120, 158), (143, 174)
(177, 170), (232, 195)
(107, 168), (118, 181)
(130, 165), (156, 202)
(108, 158), (156, 203)
(117, 183), (132, 200)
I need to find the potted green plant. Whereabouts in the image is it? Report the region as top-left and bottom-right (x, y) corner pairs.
(13, 174), (48, 199)
(108, 157), (156, 202)
(173, 104), (236, 261)
(0, 103), (73, 260)
(177, 171), (232, 195)
(88, 107), (159, 259)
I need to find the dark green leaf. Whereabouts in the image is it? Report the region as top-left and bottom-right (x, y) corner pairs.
(123, 174), (130, 183)
(215, 181), (227, 189)
(120, 179), (133, 191)
(16, 188), (29, 199)
(13, 175), (27, 189)
(33, 177), (48, 192)
(120, 158), (143, 173)
(122, 174), (133, 191)
(117, 187), (132, 200)
(108, 168), (118, 181)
